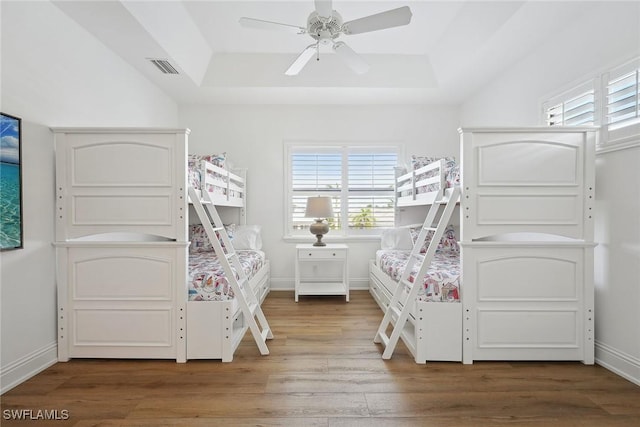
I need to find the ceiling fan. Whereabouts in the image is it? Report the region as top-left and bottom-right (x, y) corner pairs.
(239, 0), (412, 76)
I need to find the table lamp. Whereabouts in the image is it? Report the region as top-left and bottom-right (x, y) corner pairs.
(305, 196), (334, 246)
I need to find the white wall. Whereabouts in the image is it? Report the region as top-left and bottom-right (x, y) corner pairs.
(0, 1), (177, 393)
(179, 104), (460, 290)
(460, 2), (640, 385)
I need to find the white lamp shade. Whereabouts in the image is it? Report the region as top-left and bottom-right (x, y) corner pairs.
(305, 196), (334, 218)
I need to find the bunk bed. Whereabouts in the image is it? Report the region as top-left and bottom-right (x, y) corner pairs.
(53, 128), (270, 363)
(370, 175), (462, 363)
(370, 127), (596, 365)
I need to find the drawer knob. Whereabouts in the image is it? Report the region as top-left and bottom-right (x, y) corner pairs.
(332, 253), (336, 256)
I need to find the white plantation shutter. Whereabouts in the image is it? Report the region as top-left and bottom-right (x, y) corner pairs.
(291, 152), (342, 191)
(542, 57), (640, 149)
(287, 145), (398, 236)
(606, 68), (640, 129)
(290, 151), (341, 230)
(347, 152), (396, 229)
(601, 58), (640, 145)
(545, 86), (595, 127)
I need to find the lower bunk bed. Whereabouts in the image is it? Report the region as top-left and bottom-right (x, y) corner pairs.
(186, 224), (270, 362)
(369, 239), (596, 365)
(369, 225), (463, 363)
(55, 234), (270, 363)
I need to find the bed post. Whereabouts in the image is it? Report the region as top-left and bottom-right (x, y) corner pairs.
(234, 168), (248, 225)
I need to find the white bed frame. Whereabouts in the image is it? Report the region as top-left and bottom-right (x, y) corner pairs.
(369, 263), (462, 363)
(190, 159), (246, 208)
(370, 126), (596, 364)
(53, 128), (270, 363)
(395, 158), (456, 207)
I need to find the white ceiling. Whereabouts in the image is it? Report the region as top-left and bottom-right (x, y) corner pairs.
(53, 0), (600, 105)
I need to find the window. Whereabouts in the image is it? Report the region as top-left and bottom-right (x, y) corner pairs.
(603, 58), (640, 145)
(543, 82), (596, 127)
(286, 144), (399, 238)
(542, 57), (640, 150)
(606, 69), (639, 128)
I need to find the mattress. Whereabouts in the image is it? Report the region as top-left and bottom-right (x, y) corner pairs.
(188, 250), (265, 301)
(376, 250), (460, 302)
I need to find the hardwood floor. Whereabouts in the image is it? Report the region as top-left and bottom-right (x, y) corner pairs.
(2, 291), (639, 426)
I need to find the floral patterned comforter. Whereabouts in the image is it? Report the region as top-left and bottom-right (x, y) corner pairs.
(188, 250), (265, 301)
(376, 250), (460, 302)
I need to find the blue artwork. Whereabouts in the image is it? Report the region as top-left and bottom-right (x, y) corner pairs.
(1, 112), (23, 250)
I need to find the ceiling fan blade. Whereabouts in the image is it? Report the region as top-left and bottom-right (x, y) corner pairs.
(343, 6), (412, 35)
(239, 17), (306, 34)
(285, 45), (318, 76)
(333, 42), (369, 74)
(314, 0), (333, 18)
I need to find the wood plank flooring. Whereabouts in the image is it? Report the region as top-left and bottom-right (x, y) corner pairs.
(2, 290), (639, 426)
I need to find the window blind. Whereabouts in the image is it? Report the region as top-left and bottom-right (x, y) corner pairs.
(290, 152), (341, 230)
(288, 147), (398, 235)
(606, 69), (640, 129)
(546, 90), (595, 126)
(347, 152), (396, 229)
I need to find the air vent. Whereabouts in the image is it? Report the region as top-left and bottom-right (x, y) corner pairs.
(148, 59), (179, 75)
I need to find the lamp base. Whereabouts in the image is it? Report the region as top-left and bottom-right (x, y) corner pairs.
(310, 219), (329, 247)
(313, 235), (327, 246)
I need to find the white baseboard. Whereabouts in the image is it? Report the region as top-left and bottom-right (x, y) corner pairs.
(1, 342), (58, 395)
(270, 277), (370, 292)
(595, 340), (640, 386)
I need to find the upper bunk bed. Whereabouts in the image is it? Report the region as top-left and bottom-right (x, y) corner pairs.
(188, 154), (245, 208)
(459, 126), (596, 242)
(395, 156), (459, 206)
(53, 127), (190, 242)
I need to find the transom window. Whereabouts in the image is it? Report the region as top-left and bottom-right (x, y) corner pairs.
(286, 144), (399, 237)
(542, 57), (640, 149)
(545, 90), (595, 126)
(605, 59), (640, 135)
(543, 81), (596, 127)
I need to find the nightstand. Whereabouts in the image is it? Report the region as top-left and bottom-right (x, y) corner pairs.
(295, 243), (349, 302)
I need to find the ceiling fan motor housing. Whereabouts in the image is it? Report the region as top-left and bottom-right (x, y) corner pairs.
(307, 11), (343, 43)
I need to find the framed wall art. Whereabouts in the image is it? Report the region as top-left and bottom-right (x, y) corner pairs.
(1, 112), (23, 250)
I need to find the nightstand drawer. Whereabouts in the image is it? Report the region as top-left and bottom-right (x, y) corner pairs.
(298, 249), (346, 260)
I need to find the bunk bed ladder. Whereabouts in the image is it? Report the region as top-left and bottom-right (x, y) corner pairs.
(374, 187), (461, 360)
(188, 187), (273, 356)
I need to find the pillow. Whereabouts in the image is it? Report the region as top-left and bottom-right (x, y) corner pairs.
(380, 227), (414, 250)
(189, 153), (226, 169)
(409, 224), (459, 255)
(232, 225), (263, 250)
(188, 223), (235, 253)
